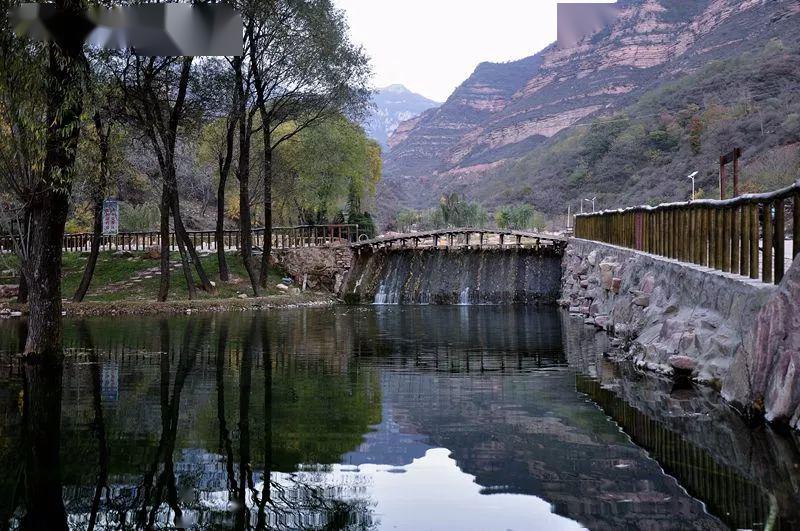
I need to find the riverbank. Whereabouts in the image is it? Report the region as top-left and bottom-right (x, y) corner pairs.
(1, 291), (336, 318)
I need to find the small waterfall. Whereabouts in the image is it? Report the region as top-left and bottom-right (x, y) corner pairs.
(374, 283), (388, 304)
(458, 286), (470, 306)
(345, 248), (562, 306)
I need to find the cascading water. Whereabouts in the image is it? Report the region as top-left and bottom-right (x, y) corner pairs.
(346, 247), (563, 306)
(458, 287), (470, 306)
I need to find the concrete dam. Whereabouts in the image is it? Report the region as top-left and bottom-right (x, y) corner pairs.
(343, 247), (563, 305)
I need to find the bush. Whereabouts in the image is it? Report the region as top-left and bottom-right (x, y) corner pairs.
(119, 202), (160, 232)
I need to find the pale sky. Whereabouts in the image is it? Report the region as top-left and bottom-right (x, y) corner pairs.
(333, 0), (615, 102)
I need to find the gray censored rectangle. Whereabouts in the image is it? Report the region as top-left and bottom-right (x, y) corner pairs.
(10, 3), (242, 56)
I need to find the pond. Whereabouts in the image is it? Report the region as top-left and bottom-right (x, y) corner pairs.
(0, 306), (798, 530)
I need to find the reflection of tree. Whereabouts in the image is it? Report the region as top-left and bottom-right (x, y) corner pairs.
(19, 356), (68, 531)
(134, 317), (209, 528)
(76, 321), (110, 531)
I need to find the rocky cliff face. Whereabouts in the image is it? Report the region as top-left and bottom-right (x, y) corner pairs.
(380, 0), (800, 218)
(363, 85), (440, 149)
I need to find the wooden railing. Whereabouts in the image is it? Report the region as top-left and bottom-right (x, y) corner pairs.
(0, 224), (360, 254)
(574, 182), (800, 284)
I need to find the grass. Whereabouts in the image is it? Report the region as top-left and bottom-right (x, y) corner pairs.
(3, 251), (287, 302)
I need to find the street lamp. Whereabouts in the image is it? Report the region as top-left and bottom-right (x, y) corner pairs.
(688, 171), (698, 200)
(584, 197), (597, 213)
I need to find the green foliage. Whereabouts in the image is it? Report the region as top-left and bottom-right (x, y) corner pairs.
(494, 204), (545, 231)
(119, 202), (160, 232)
(273, 116), (380, 225)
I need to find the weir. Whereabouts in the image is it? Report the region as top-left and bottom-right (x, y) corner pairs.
(343, 247), (563, 305)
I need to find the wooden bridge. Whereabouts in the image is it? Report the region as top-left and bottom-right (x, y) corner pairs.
(351, 228), (567, 252)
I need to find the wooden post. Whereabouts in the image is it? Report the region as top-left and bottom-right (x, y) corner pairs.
(749, 204), (759, 279)
(499, 234), (504, 248)
(741, 204), (750, 276)
(479, 233), (484, 248)
(722, 208), (732, 272)
(794, 192), (800, 260)
(733, 147), (741, 198)
(719, 156), (727, 200)
(731, 207), (740, 275)
(763, 203), (773, 284)
(774, 198), (785, 284)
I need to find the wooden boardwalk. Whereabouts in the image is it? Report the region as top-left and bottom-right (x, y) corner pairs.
(351, 228), (567, 252)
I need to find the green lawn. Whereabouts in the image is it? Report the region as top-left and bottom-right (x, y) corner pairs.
(3, 251), (286, 302)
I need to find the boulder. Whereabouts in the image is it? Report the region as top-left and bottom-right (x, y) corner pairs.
(144, 246), (161, 260)
(275, 283), (289, 292)
(0, 285), (19, 299)
(632, 295), (650, 307)
(587, 250), (599, 266)
(113, 250), (134, 258)
(668, 355), (697, 374)
(611, 277), (622, 294)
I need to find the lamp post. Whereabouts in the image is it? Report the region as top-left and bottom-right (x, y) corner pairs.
(584, 197), (596, 213)
(687, 171), (698, 200)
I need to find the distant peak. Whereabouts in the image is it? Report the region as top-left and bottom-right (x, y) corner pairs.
(381, 84), (410, 93)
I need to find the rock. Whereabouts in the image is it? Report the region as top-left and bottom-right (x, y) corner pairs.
(601, 269), (614, 289)
(595, 315), (610, 329)
(611, 277), (622, 294)
(144, 246), (161, 259)
(113, 250), (134, 258)
(275, 283), (289, 292)
(587, 250), (598, 266)
(580, 280), (589, 288)
(668, 355), (697, 374)
(0, 285), (19, 299)
(568, 306), (582, 313)
(0, 308), (10, 315)
(584, 317), (595, 326)
(237, 293), (249, 299)
(288, 287), (301, 295)
(10, 311), (22, 317)
(632, 295), (650, 307)
(640, 273), (655, 294)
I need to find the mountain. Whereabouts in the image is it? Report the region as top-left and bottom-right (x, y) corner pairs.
(379, 0), (800, 222)
(363, 85), (440, 149)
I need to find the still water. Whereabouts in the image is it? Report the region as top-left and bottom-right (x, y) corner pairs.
(0, 306), (798, 530)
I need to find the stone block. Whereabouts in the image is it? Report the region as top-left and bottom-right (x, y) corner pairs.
(611, 277), (622, 294)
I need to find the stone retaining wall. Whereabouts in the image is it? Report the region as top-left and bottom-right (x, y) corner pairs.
(562, 238), (800, 430)
(560, 239), (778, 386)
(272, 245), (352, 293)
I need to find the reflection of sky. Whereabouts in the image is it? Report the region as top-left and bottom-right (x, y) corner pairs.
(192, 449), (585, 531)
(342, 398), (432, 467)
(347, 448), (584, 531)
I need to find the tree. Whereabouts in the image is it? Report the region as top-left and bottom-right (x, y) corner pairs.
(273, 116), (379, 225)
(248, 0), (371, 288)
(113, 53), (216, 300)
(0, 0), (87, 356)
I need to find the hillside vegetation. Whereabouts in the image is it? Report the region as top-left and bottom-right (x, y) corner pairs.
(468, 40), (800, 218)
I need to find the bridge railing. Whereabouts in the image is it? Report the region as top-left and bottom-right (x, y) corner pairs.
(0, 224), (360, 254)
(574, 182), (800, 285)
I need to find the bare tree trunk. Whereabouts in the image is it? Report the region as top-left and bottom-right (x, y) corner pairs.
(157, 184), (171, 302)
(73, 196), (103, 302)
(215, 110), (237, 283)
(17, 269), (28, 304)
(170, 189), (214, 294)
(234, 56), (259, 296)
(216, 177), (230, 282)
(74, 114), (110, 303)
(258, 135), (273, 288)
(23, 191), (70, 356)
(174, 214), (196, 300)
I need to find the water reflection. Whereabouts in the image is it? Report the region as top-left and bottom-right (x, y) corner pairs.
(0, 307), (798, 530)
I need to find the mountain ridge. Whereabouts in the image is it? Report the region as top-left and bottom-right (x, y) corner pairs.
(379, 0), (800, 222)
